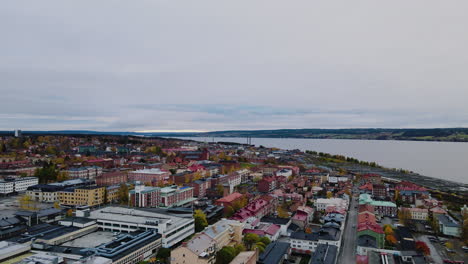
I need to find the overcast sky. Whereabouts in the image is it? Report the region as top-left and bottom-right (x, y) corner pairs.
(1, 1), (468, 131)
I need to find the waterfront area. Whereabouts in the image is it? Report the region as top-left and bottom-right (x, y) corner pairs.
(0, 133), (467, 264)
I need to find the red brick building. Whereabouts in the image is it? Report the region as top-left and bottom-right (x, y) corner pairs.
(186, 179), (211, 198)
(257, 176), (276, 193)
(96, 170), (129, 186)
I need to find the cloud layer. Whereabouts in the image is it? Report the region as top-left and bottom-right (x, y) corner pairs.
(1, 1), (468, 131)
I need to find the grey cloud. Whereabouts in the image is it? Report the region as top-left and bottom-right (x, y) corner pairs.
(1, 0), (468, 131)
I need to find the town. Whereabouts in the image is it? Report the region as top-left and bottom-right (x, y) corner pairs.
(0, 132), (467, 264)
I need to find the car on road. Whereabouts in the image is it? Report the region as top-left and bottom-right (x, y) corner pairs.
(446, 248), (455, 253)
(462, 246), (468, 252)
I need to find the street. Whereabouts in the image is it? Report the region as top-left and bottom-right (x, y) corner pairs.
(338, 192), (358, 263)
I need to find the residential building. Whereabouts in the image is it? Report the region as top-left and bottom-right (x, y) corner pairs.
(372, 184), (387, 199)
(171, 219), (244, 264)
(215, 192), (244, 209)
(257, 176), (276, 193)
(359, 194), (397, 217)
(96, 169), (129, 186)
(310, 244), (338, 264)
(401, 207), (429, 221)
(58, 186), (105, 207)
(229, 251), (257, 264)
(291, 206), (314, 229)
(67, 166), (103, 180)
(243, 222), (281, 241)
(231, 196), (277, 222)
(289, 228), (341, 254)
(170, 233), (216, 264)
(160, 186), (195, 208)
(128, 168), (171, 185)
(357, 222), (384, 248)
(314, 198), (349, 211)
(187, 179), (211, 198)
(0, 177), (38, 195)
(88, 206), (195, 248)
(437, 214), (461, 237)
(129, 183), (161, 207)
(27, 179), (95, 203)
(257, 242), (291, 264)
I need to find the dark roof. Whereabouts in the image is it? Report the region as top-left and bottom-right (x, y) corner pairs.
(258, 242), (290, 264)
(310, 244), (338, 264)
(0, 216), (24, 227)
(61, 217), (95, 224)
(357, 235), (377, 248)
(437, 214), (459, 227)
(260, 216), (291, 225)
(288, 223), (301, 232)
(290, 231), (318, 241)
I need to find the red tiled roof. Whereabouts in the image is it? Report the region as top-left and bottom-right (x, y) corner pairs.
(216, 192), (243, 203)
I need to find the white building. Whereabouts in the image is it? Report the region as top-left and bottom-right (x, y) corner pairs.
(67, 166), (103, 180)
(276, 169), (293, 178)
(87, 206), (195, 248)
(314, 198), (349, 211)
(289, 228), (342, 254)
(0, 177), (39, 195)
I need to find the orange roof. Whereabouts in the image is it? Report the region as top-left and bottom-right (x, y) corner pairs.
(216, 192), (243, 203)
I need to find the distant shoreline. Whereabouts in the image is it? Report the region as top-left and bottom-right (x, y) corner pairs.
(3, 127), (468, 143)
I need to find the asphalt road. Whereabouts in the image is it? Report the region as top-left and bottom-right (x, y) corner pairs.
(338, 193), (358, 264)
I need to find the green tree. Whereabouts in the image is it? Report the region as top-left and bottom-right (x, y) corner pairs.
(118, 183), (129, 205)
(234, 243), (246, 255)
(156, 248), (171, 262)
(194, 209), (208, 232)
(243, 233), (260, 250)
(259, 236), (271, 246)
(216, 246), (237, 264)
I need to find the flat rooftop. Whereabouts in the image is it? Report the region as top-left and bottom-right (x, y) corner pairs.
(88, 206), (193, 232)
(62, 231), (114, 248)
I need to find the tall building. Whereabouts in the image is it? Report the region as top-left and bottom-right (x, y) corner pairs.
(14, 129), (22, 138)
(160, 186), (195, 208)
(129, 182), (161, 207)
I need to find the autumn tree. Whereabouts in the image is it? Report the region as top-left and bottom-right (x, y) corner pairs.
(224, 206), (235, 218)
(384, 225), (394, 236)
(194, 209), (208, 232)
(398, 208), (411, 226)
(415, 241), (430, 255)
(118, 183), (129, 205)
(386, 234), (397, 246)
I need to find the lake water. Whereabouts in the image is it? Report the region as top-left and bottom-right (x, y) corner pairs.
(175, 137), (468, 184)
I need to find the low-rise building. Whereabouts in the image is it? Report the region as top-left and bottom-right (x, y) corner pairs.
(401, 207), (428, 221)
(229, 251), (257, 264)
(289, 228), (341, 254)
(437, 214), (461, 237)
(171, 219), (244, 264)
(0, 177), (38, 195)
(58, 186), (105, 207)
(310, 244), (338, 264)
(314, 198), (349, 211)
(257, 242), (290, 264)
(128, 168), (170, 185)
(67, 166), (102, 180)
(88, 206), (194, 247)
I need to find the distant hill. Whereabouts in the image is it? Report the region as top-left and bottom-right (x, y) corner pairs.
(2, 128), (468, 142)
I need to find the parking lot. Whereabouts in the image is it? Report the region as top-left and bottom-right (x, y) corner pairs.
(416, 234), (468, 263)
(0, 195), (22, 218)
